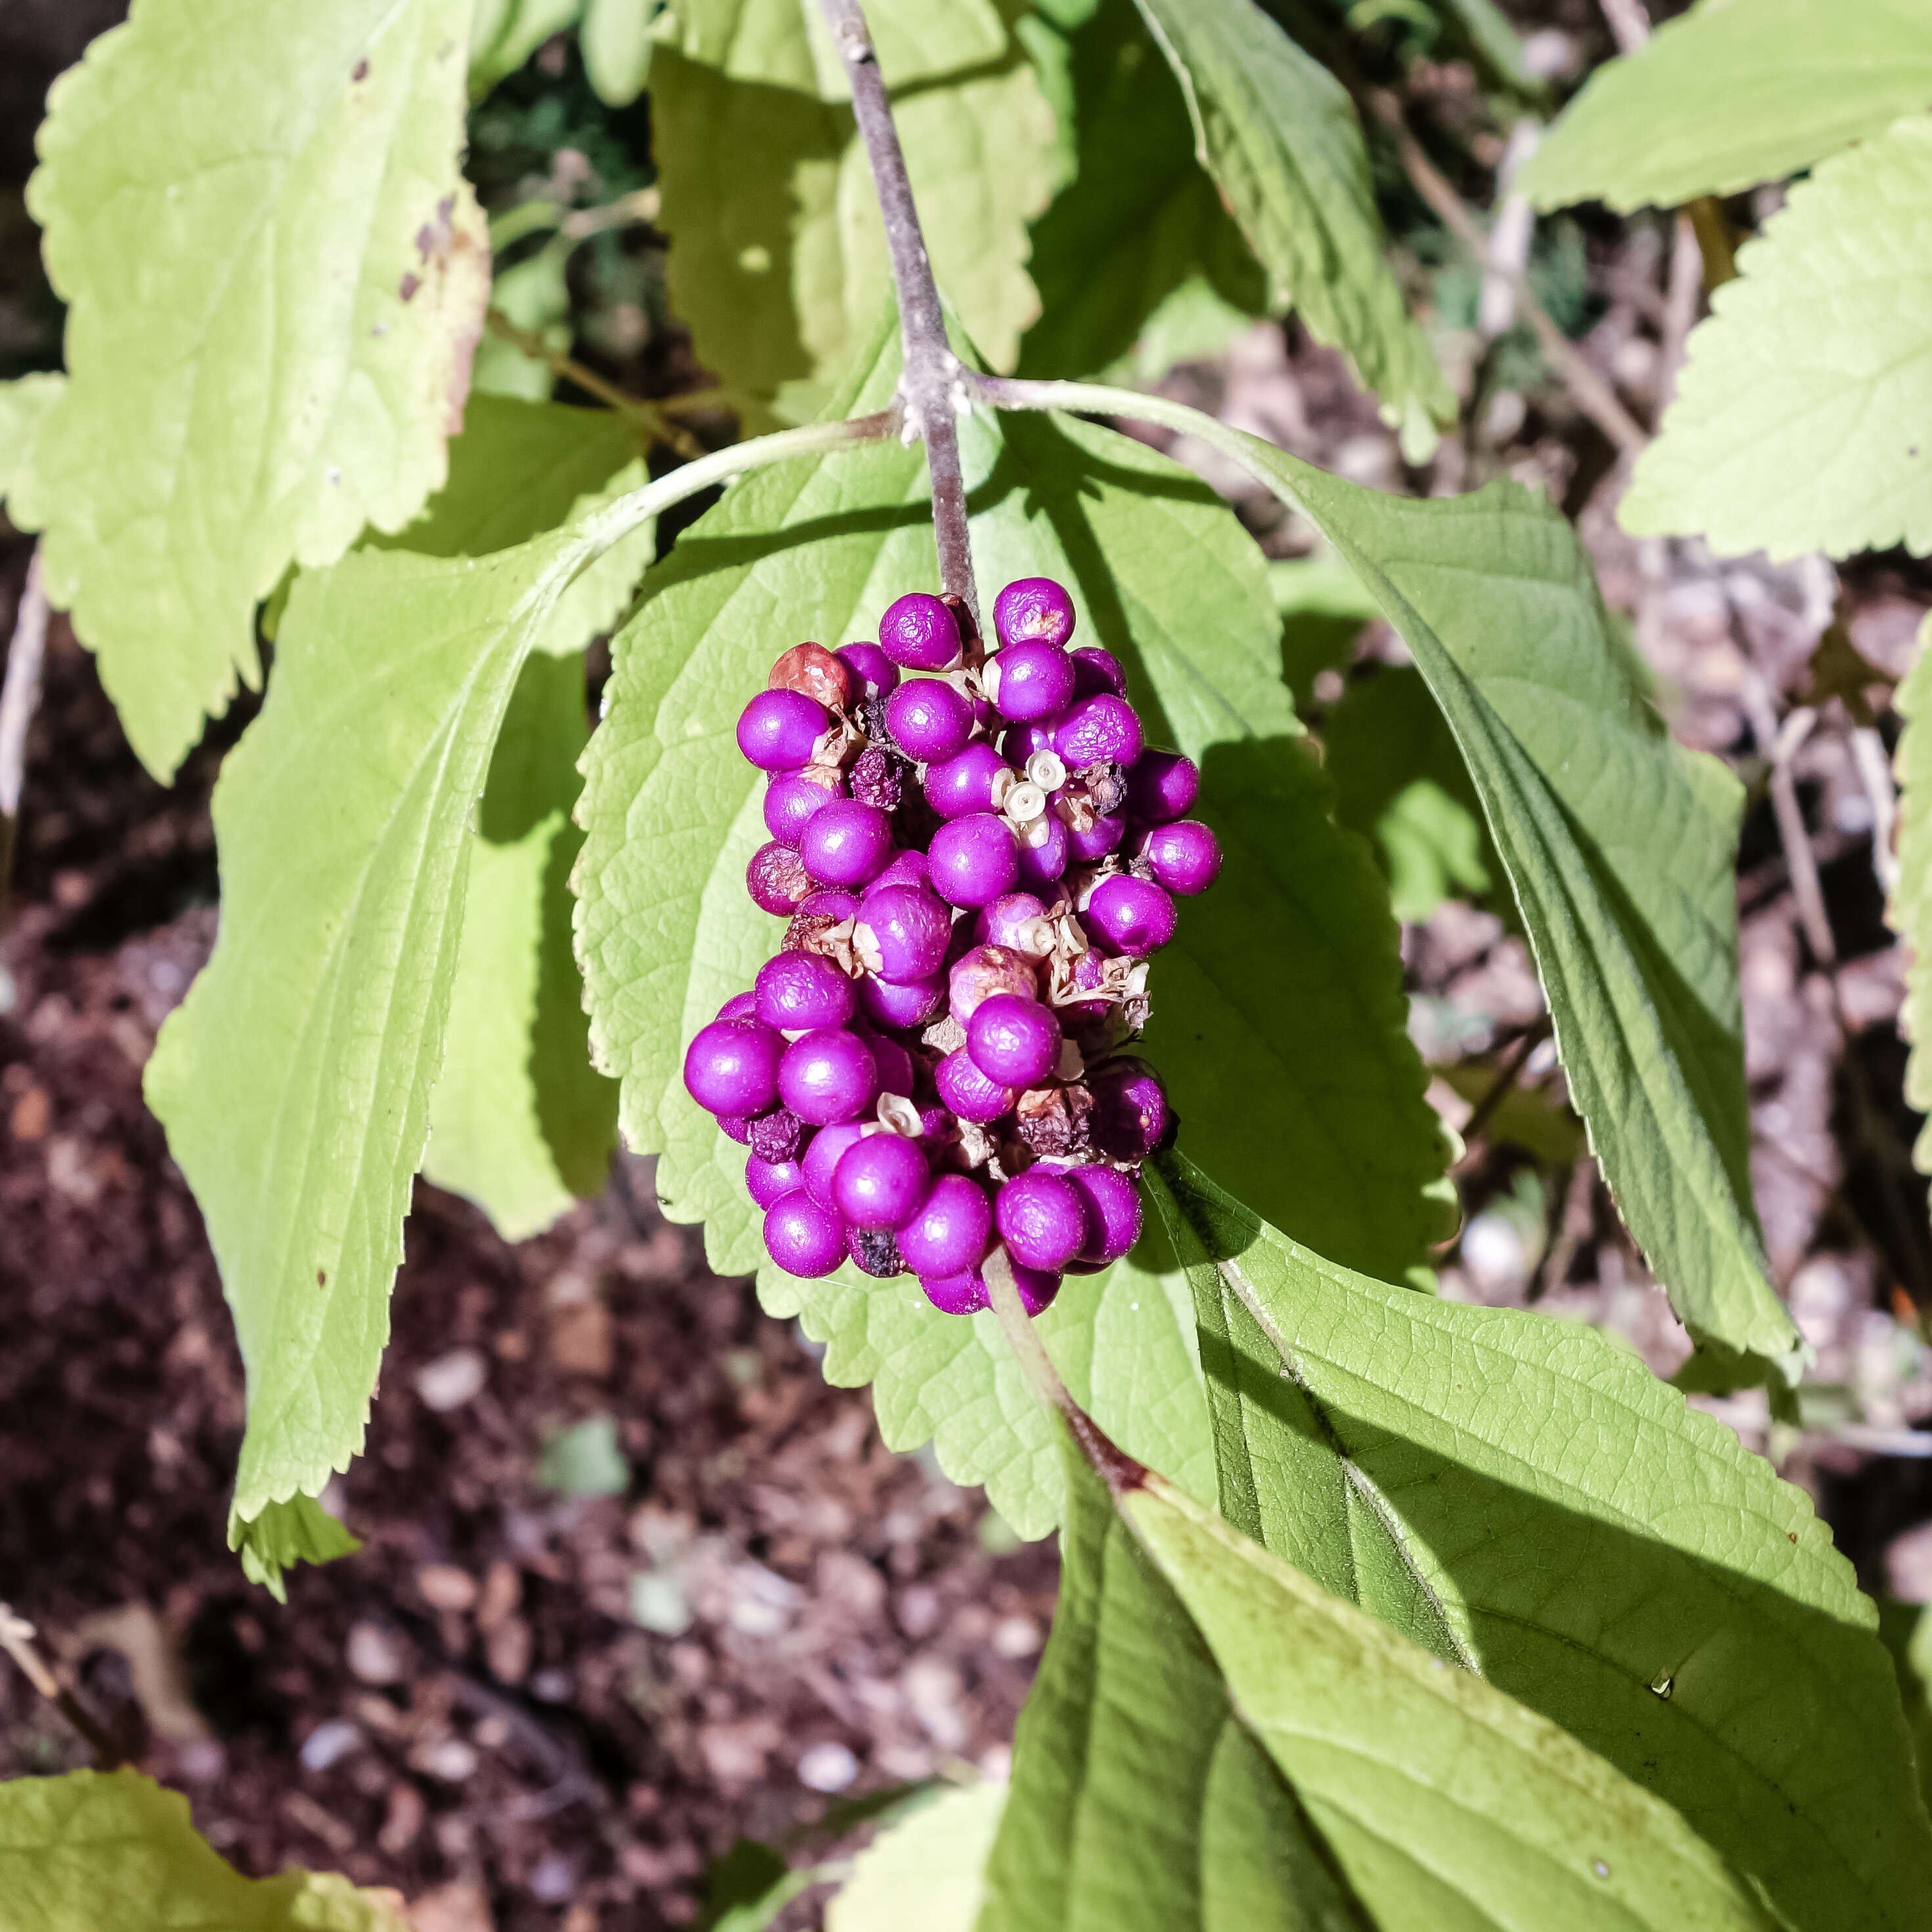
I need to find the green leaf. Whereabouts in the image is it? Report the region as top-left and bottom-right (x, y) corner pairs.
(1520, 0), (1932, 213)
(369, 393), (659, 652)
(471, 0), (586, 95)
(1323, 664), (1495, 921)
(12, 0), (488, 781)
(652, 46), (1058, 418)
(146, 529), (587, 1528)
(1127, 0), (1452, 447)
(0, 1769), (408, 1932)
(663, 0), (1007, 100)
(1620, 113), (1932, 563)
(535, 1412), (630, 1495)
(0, 374), (62, 508)
(700, 1839), (811, 1932)
(1889, 617), (1932, 1180)
(1270, 555), (1378, 708)
(576, 310), (1447, 1532)
(1149, 1150), (1932, 1932)
(228, 1493), (362, 1604)
(422, 650), (618, 1239)
(1016, 0), (1264, 383)
(826, 1784), (1004, 1931)
(1215, 438), (1800, 1380)
(980, 1431), (1774, 1931)
(1125, 1472), (1776, 1931)
(582, 0), (668, 104)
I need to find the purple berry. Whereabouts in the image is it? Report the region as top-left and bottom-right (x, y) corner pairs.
(1085, 875), (1176, 955)
(755, 952), (856, 1031)
(920, 1270), (991, 1316)
(975, 892), (1054, 956)
(1090, 1058), (1169, 1160)
(779, 1027), (880, 1125)
(1016, 814), (1069, 889)
(936, 1048), (1017, 1124)
(716, 1112), (754, 1145)
(798, 799), (894, 888)
(948, 944), (1037, 1021)
(1070, 646), (1125, 698)
(885, 678), (974, 764)
(794, 888), (861, 924)
(853, 883), (952, 983)
(1012, 1262), (1062, 1316)
(1054, 694), (1142, 769)
(861, 1027), (916, 1097)
(1066, 811), (1125, 863)
(924, 742), (1011, 820)
(838, 640), (901, 698)
(858, 972), (947, 1030)
(737, 689), (828, 771)
(1056, 1163), (1142, 1266)
(929, 813), (1020, 909)
(872, 848), (930, 892)
(968, 993), (1062, 1088)
(804, 1121), (868, 1209)
(990, 641), (1076, 723)
(1141, 819), (1222, 896)
(996, 1169), (1087, 1271)
(1000, 721), (1056, 767)
(833, 1134), (932, 1230)
(897, 1174), (994, 1277)
(1125, 749), (1198, 823)
(880, 592), (962, 671)
(749, 1107), (807, 1164)
(746, 1155), (807, 1208)
(847, 1225), (906, 1279)
(765, 767), (844, 846)
(849, 746), (906, 813)
(683, 1018), (783, 1117)
(716, 991), (758, 1022)
(764, 1193), (847, 1277)
(993, 577), (1076, 649)
(748, 841), (812, 915)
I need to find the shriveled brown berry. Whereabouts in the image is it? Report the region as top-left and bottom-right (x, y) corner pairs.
(769, 642), (856, 710)
(1015, 1082), (1094, 1159)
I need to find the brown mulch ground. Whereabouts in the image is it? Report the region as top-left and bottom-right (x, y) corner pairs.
(0, 586), (1056, 1930)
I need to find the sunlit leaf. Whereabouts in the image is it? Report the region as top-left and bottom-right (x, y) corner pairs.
(13, 0), (487, 779)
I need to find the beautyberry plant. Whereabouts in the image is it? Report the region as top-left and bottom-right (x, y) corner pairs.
(685, 576), (1215, 1316)
(2, 0), (1931, 1927)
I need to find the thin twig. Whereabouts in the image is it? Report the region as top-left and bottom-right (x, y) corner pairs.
(1362, 90), (1648, 456)
(1478, 121), (1541, 340)
(1596, 0), (1650, 56)
(483, 309), (704, 459)
(819, 0), (979, 628)
(0, 546), (49, 911)
(1851, 725), (1900, 896)
(0, 1602), (125, 1768)
(1455, 1018), (1552, 1159)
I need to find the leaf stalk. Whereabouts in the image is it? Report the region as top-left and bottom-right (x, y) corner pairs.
(820, 0), (979, 629)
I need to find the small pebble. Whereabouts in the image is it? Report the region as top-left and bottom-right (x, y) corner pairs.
(798, 1740), (859, 1793)
(414, 1347), (486, 1413)
(345, 1621), (407, 1686)
(297, 1718), (362, 1772)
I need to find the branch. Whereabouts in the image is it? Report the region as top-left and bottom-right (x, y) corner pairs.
(1360, 91), (1649, 457)
(483, 309), (705, 460)
(820, 0), (979, 627)
(0, 1601), (125, 1768)
(0, 546), (49, 912)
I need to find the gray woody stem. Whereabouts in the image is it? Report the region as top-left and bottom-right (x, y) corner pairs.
(0, 546), (49, 911)
(820, 0), (979, 629)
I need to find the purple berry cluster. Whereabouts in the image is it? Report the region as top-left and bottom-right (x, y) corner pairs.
(682, 577), (1220, 1318)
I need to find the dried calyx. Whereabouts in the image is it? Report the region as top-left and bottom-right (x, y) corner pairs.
(688, 576), (1221, 1317)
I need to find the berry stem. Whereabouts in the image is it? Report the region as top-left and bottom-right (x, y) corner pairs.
(820, 0), (980, 631)
(983, 1244), (1074, 1413)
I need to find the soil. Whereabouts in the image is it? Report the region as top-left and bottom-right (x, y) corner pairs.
(10, 4), (1932, 1927)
